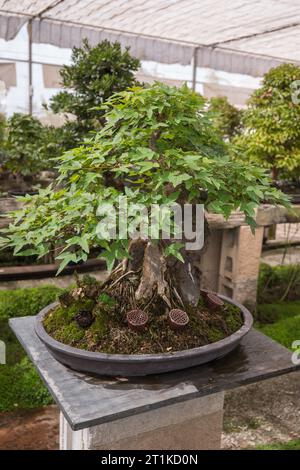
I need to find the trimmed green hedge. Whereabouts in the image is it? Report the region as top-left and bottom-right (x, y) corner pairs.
(0, 285), (62, 412)
(256, 264), (300, 350)
(0, 286), (62, 320)
(256, 301), (300, 350)
(258, 263), (300, 304)
(0, 357), (53, 412)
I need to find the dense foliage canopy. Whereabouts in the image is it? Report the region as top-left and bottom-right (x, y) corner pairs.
(234, 63), (300, 179)
(49, 39), (140, 147)
(0, 113), (61, 177)
(208, 96), (243, 140)
(0, 83), (288, 273)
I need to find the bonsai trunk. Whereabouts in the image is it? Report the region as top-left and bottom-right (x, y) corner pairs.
(271, 166), (278, 181)
(104, 239), (204, 315)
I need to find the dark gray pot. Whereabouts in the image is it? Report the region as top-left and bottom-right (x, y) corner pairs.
(35, 295), (253, 377)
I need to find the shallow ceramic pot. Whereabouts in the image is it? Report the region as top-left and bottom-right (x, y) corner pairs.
(35, 294), (253, 377)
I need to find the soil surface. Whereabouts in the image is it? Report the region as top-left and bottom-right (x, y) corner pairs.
(44, 296), (243, 354)
(0, 406), (59, 450)
(0, 372), (299, 450)
(42, 274), (243, 355)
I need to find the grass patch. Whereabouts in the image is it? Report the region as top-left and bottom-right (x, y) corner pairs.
(255, 439), (300, 450)
(256, 263), (300, 349)
(255, 301), (300, 350)
(256, 301), (300, 325)
(0, 286), (63, 321)
(247, 417), (261, 430)
(0, 285), (63, 412)
(0, 357), (53, 412)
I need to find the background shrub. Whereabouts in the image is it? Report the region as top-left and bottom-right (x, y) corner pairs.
(0, 114), (64, 179)
(234, 63), (300, 180)
(257, 263), (300, 304)
(0, 285), (63, 321)
(49, 39), (141, 147)
(208, 96), (243, 140)
(0, 285), (63, 412)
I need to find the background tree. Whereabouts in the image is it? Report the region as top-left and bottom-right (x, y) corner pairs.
(0, 83), (288, 308)
(48, 39), (141, 147)
(0, 114), (52, 177)
(234, 63), (300, 180)
(0, 113), (63, 180)
(208, 96), (243, 140)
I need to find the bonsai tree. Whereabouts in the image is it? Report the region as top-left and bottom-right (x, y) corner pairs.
(208, 96), (243, 140)
(0, 83), (288, 312)
(234, 63), (300, 180)
(48, 39), (141, 147)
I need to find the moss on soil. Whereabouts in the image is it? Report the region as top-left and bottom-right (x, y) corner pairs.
(43, 290), (243, 355)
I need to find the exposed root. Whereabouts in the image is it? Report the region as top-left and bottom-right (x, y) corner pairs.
(107, 270), (137, 290)
(102, 263), (181, 317)
(173, 286), (185, 308)
(100, 240), (201, 316)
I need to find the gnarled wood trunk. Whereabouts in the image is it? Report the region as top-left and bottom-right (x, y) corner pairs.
(104, 215), (209, 312)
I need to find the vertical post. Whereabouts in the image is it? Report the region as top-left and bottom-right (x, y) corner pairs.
(0, 340), (6, 364)
(218, 225), (264, 309)
(191, 47), (198, 91)
(28, 19), (33, 115)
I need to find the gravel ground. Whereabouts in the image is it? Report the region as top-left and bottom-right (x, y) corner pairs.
(222, 371), (300, 449)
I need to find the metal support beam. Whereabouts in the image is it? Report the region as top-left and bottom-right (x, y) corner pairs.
(191, 46), (200, 91)
(28, 19), (33, 114)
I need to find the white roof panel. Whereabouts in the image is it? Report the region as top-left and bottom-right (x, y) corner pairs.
(1, 0), (300, 75)
(44, 0), (300, 48)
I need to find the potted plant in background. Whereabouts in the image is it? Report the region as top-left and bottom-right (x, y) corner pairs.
(0, 113), (60, 194)
(0, 83), (289, 376)
(208, 96), (243, 141)
(234, 63), (300, 183)
(48, 39), (141, 149)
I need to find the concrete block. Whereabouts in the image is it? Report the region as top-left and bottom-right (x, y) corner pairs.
(60, 392), (224, 450)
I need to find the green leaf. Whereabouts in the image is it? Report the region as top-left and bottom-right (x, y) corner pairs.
(55, 252), (77, 275)
(79, 236), (90, 253)
(164, 242), (184, 263)
(101, 250), (116, 272)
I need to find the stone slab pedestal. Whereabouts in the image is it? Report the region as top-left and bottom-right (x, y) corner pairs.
(10, 316), (300, 451)
(59, 392), (224, 450)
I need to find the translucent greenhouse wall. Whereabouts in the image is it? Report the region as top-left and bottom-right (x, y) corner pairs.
(0, 22), (261, 121)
